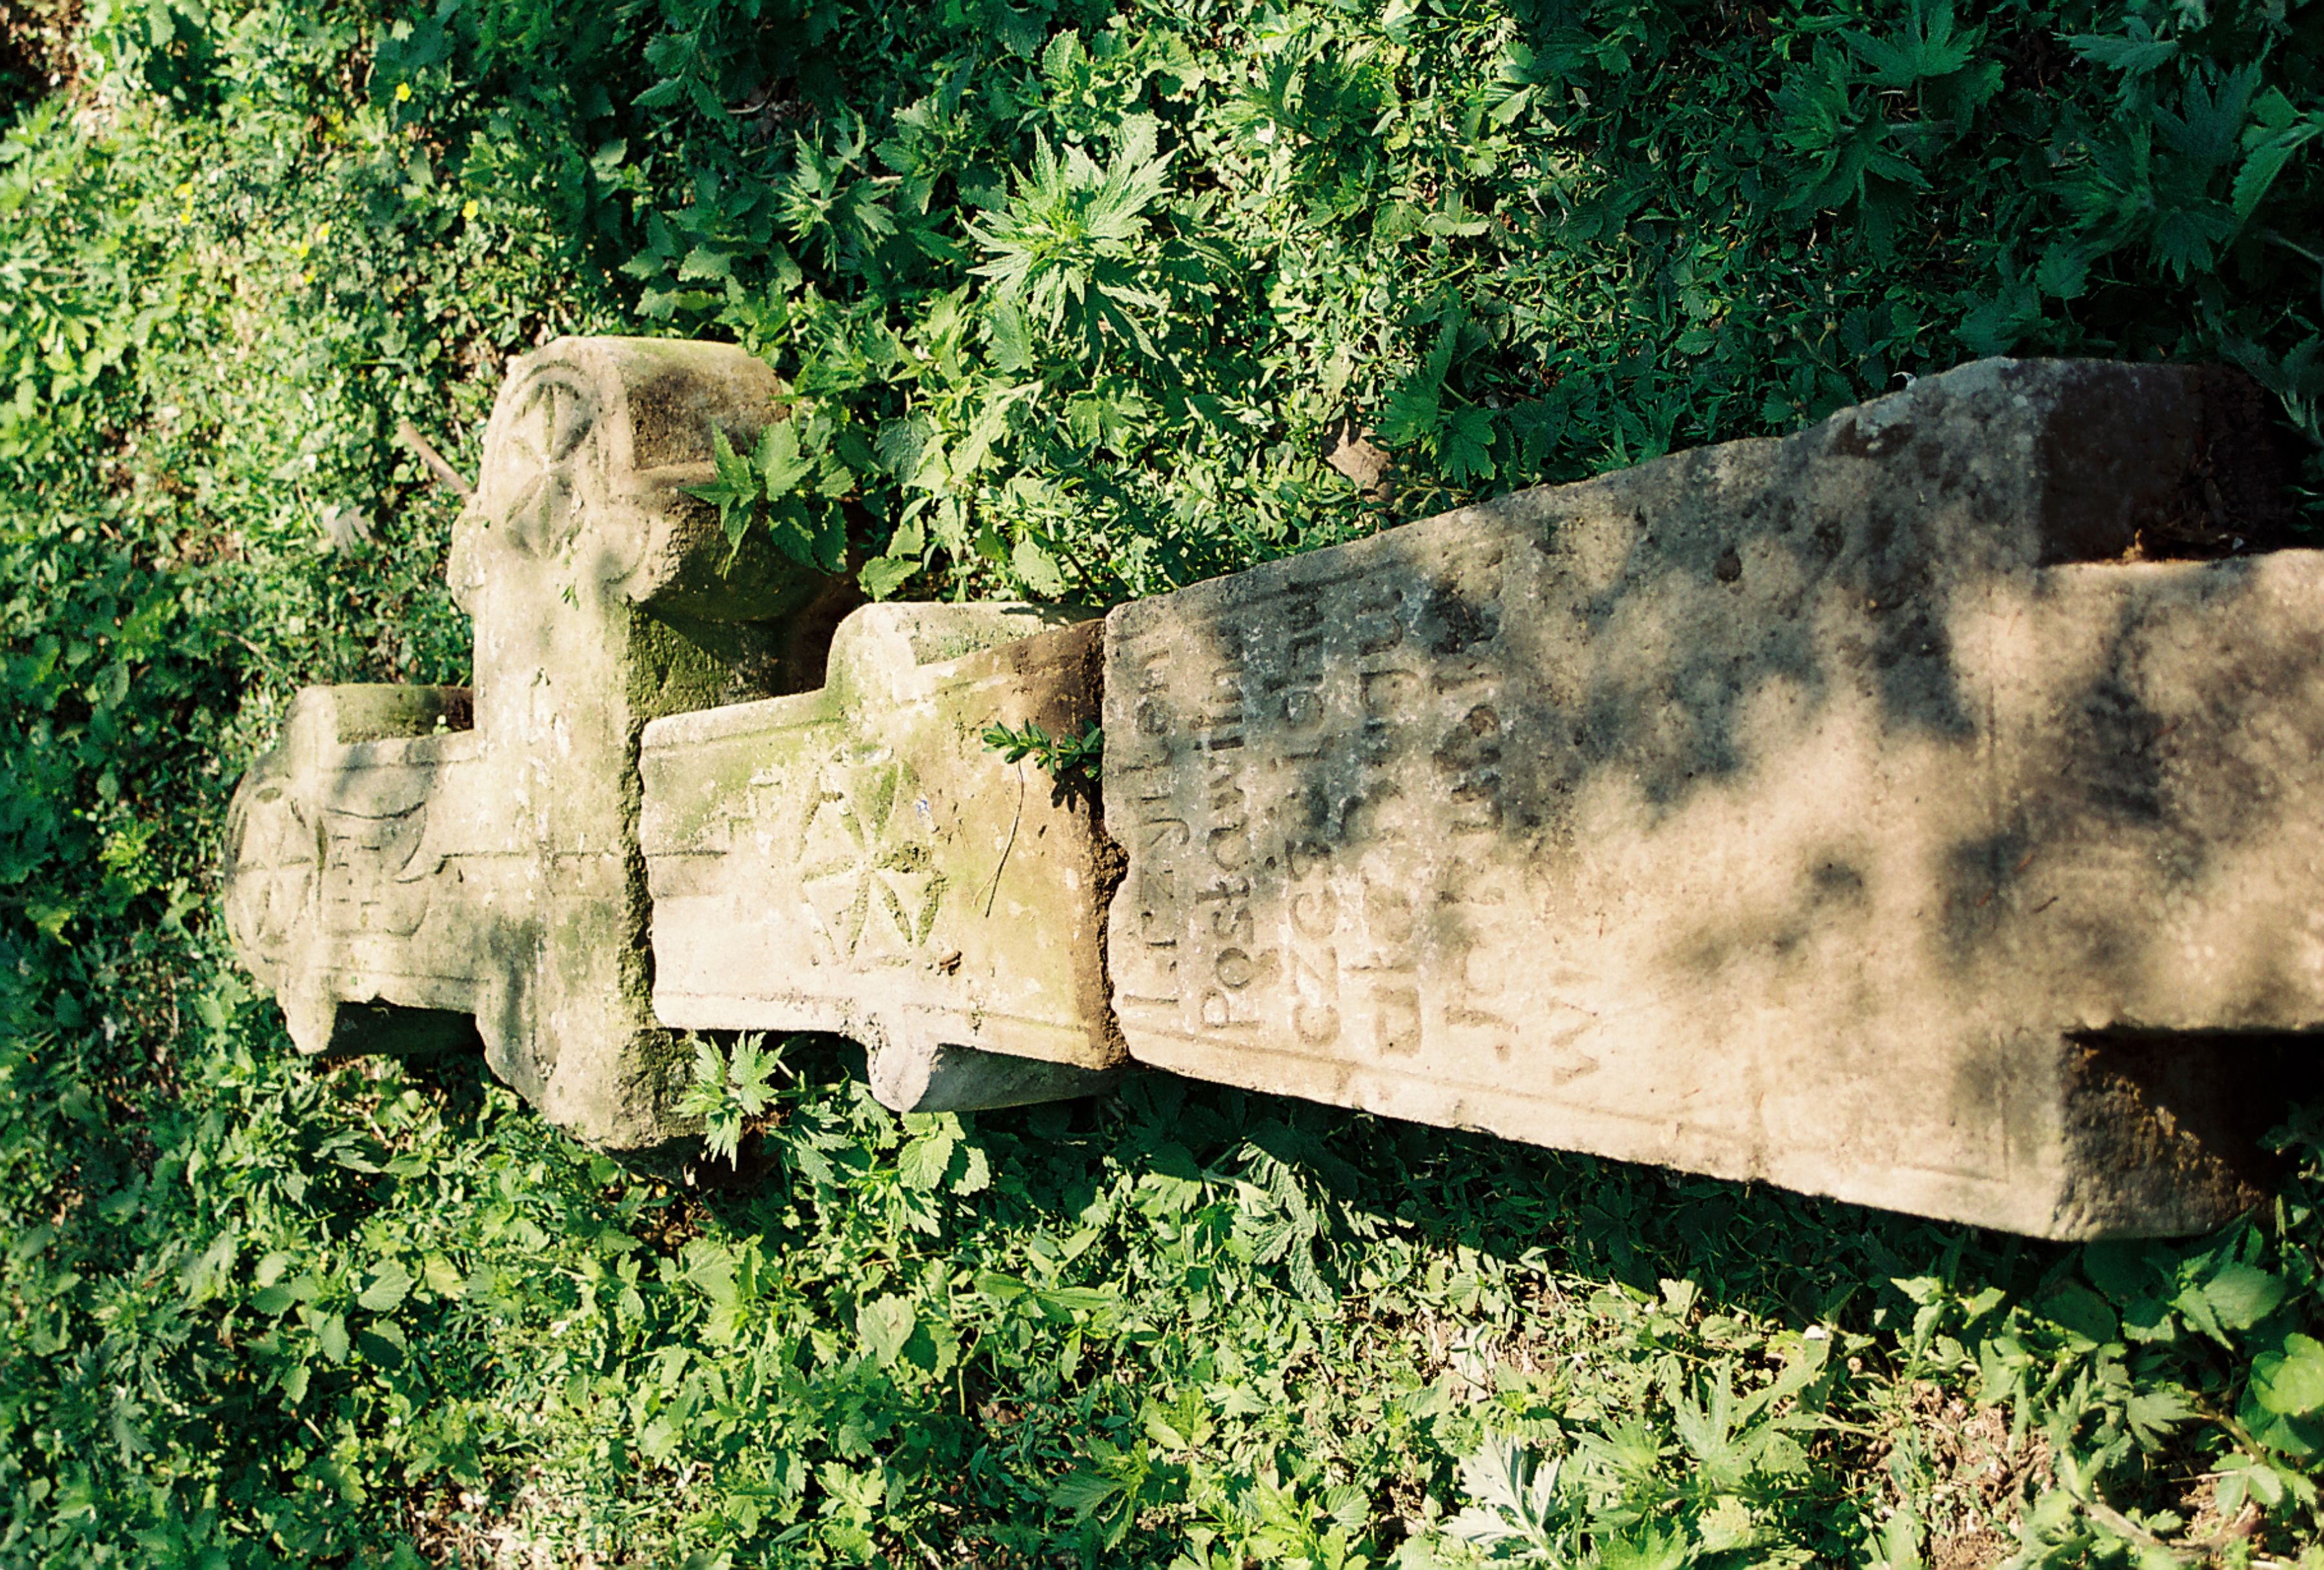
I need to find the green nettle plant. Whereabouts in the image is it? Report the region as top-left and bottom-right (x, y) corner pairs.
(678, 1032), (796, 1165)
(3, 0), (2324, 1562)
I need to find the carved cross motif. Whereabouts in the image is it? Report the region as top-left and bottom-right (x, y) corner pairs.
(226, 337), (1120, 1145)
(225, 338), (836, 1145)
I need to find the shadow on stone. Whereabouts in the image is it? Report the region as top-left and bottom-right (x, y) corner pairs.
(1101, 357), (2321, 1238)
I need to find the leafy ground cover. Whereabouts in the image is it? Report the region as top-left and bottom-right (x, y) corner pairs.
(3, 0), (2323, 1563)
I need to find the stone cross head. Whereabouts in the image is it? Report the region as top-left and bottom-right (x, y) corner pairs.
(224, 338), (853, 1145)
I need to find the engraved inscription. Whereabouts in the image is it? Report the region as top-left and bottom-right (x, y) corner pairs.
(321, 801), (433, 938)
(1106, 535), (1575, 1098)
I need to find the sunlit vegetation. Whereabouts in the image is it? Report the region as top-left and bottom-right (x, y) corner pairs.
(3, 0), (2322, 1561)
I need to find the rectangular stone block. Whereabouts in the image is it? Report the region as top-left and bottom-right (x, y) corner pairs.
(1102, 358), (2323, 1238)
(641, 603), (1123, 1110)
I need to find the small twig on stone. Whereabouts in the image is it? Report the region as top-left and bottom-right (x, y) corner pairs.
(396, 418), (475, 499)
(984, 762), (1025, 918)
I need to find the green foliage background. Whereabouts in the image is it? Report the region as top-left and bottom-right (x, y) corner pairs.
(3, 0), (2324, 1562)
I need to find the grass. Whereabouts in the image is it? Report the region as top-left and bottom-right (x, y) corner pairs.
(2, 0), (2323, 1563)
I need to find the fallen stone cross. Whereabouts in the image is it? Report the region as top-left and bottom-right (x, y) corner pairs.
(228, 344), (2324, 1238)
(225, 337), (1120, 1148)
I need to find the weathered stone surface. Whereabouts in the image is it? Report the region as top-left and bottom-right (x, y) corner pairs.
(225, 337), (852, 1148)
(228, 339), (2324, 1235)
(640, 602), (1124, 1110)
(1103, 357), (2321, 1238)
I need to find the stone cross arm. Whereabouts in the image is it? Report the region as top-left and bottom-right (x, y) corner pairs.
(226, 338), (865, 1145)
(226, 336), (1121, 1148)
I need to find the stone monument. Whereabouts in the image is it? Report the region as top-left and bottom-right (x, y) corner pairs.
(226, 345), (2324, 1238)
(225, 337), (1117, 1146)
(1105, 358), (2322, 1238)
